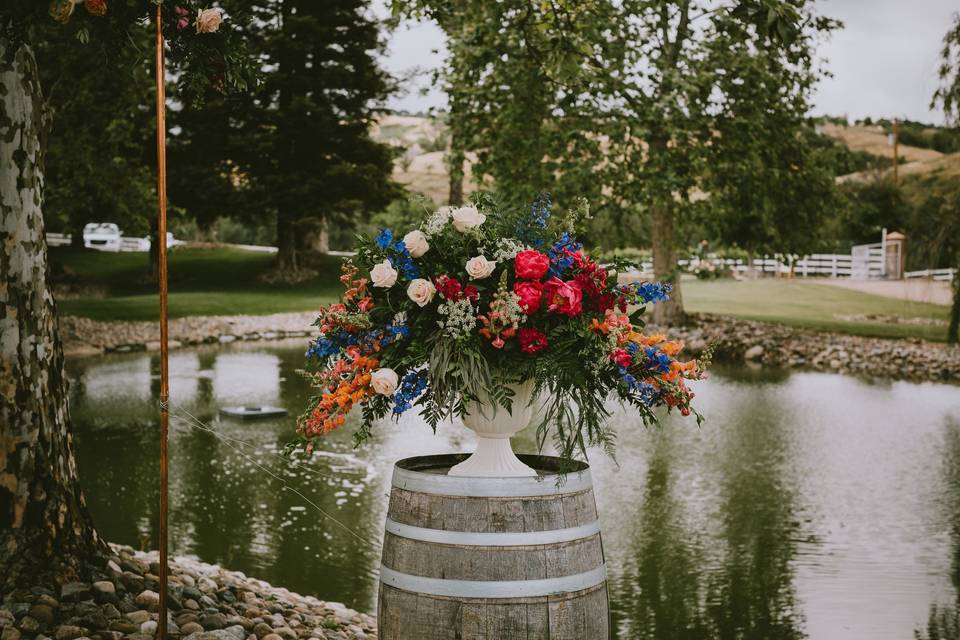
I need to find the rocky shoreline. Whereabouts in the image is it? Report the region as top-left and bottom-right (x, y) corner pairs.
(0, 544), (376, 640)
(659, 315), (960, 384)
(59, 311), (960, 385)
(60, 313), (319, 358)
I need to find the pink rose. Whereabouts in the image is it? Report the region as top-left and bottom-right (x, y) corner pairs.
(195, 7), (222, 33)
(543, 277), (583, 317)
(513, 280), (543, 313)
(514, 250), (550, 280)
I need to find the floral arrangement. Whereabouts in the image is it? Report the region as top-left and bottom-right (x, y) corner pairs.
(297, 195), (708, 462)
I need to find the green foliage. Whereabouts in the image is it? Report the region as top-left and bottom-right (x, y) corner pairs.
(221, 0), (399, 269)
(34, 25), (156, 242)
(395, 0), (831, 322)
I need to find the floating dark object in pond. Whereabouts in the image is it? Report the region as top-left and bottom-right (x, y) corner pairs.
(219, 405), (288, 420)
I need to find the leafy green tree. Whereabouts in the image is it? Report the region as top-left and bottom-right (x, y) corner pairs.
(932, 11), (960, 343)
(702, 15), (838, 265)
(397, 0), (820, 324)
(224, 0), (398, 271)
(0, 0), (254, 586)
(35, 26), (156, 247)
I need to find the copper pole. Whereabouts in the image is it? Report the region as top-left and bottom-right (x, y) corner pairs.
(154, 4), (170, 639)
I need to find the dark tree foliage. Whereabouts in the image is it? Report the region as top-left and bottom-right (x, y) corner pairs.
(34, 25), (155, 246)
(219, 0), (399, 271)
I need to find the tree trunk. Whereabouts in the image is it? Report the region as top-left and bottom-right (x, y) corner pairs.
(649, 202), (686, 326)
(446, 128), (464, 206)
(276, 213), (297, 271)
(949, 266), (959, 344)
(305, 217), (329, 255)
(0, 42), (106, 589)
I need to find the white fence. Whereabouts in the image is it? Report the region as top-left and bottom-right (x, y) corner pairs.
(905, 268), (957, 282)
(46, 232), (175, 252)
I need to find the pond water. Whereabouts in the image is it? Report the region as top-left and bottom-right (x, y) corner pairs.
(67, 339), (960, 640)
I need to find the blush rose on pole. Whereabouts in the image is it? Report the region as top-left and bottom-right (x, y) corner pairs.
(296, 195), (708, 473)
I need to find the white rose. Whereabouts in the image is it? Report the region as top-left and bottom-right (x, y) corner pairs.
(370, 368), (399, 395)
(402, 230), (430, 258)
(370, 260), (398, 288)
(465, 255), (497, 280)
(451, 205), (486, 232)
(406, 278), (436, 307)
(195, 7), (222, 33)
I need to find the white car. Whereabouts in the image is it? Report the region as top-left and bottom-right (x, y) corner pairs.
(83, 223), (122, 252)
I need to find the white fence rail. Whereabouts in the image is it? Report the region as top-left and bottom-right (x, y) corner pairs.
(905, 268), (957, 282)
(46, 232), (178, 252)
(627, 255), (955, 282)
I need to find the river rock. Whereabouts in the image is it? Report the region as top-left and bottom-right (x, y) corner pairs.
(743, 344), (764, 360)
(53, 625), (86, 640)
(91, 582), (116, 605)
(199, 613), (227, 630)
(16, 617), (39, 634)
(134, 592), (159, 610)
(181, 622), (204, 635)
(126, 610), (150, 625)
(1, 628), (21, 640)
(60, 584), (91, 603)
(29, 604), (55, 626)
(140, 620), (158, 635)
(99, 604), (121, 621)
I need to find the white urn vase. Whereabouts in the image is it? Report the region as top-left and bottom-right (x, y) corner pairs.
(448, 380), (537, 477)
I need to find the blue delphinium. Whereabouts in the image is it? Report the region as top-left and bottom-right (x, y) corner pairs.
(618, 366), (662, 405)
(375, 228), (394, 250)
(393, 370), (429, 415)
(644, 347), (672, 374)
(516, 193), (552, 246)
(305, 331), (358, 360)
(387, 239), (420, 280)
(618, 281), (672, 305)
(547, 232), (582, 277)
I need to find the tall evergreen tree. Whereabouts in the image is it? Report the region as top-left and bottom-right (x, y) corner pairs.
(228, 0), (398, 271)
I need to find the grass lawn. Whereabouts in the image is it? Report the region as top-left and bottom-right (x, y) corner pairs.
(51, 246), (343, 321)
(683, 278), (951, 342)
(51, 247), (953, 341)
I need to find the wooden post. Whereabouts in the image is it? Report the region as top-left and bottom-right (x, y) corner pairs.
(154, 5), (170, 639)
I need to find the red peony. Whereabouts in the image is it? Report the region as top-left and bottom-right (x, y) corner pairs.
(518, 328), (548, 354)
(434, 275), (463, 300)
(514, 250), (550, 280)
(85, 0), (108, 16)
(464, 284), (479, 302)
(610, 348), (632, 368)
(543, 277), (583, 317)
(513, 280), (543, 313)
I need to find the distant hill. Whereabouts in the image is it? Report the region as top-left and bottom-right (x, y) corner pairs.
(820, 122), (960, 185)
(371, 114), (480, 203)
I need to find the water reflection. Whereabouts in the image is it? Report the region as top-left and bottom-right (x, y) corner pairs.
(67, 343), (960, 639)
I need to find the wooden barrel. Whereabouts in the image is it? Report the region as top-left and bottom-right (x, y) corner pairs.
(378, 454), (609, 640)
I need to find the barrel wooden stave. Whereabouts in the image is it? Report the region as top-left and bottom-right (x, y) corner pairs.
(378, 455), (609, 640)
(379, 584), (609, 640)
(387, 488), (599, 533)
(381, 533), (604, 581)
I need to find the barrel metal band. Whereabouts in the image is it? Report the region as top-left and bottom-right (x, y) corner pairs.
(391, 468), (593, 497)
(379, 565), (607, 599)
(385, 518), (600, 546)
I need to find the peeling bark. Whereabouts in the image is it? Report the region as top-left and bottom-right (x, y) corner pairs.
(0, 41), (107, 589)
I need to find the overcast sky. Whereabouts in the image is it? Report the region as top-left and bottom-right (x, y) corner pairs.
(379, 0), (958, 125)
